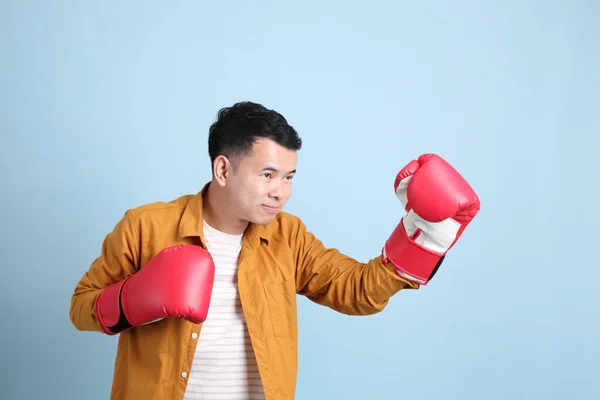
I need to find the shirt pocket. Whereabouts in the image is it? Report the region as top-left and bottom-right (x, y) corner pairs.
(263, 279), (297, 339)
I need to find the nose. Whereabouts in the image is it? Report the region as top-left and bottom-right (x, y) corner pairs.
(268, 180), (284, 200)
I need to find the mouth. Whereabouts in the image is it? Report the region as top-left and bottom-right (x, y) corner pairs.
(261, 204), (280, 214)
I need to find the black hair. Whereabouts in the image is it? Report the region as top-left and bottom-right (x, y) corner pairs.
(208, 101), (302, 168)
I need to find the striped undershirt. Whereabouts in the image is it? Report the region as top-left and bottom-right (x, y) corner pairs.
(182, 220), (266, 400)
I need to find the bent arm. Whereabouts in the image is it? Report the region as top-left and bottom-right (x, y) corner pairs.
(69, 210), (140, 332)
(293, 220), (419, 316)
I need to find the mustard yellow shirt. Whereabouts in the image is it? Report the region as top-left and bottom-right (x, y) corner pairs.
(69, 183), (419, 399)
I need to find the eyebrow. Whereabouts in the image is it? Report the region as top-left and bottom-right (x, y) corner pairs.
(261, 166), (297, 174)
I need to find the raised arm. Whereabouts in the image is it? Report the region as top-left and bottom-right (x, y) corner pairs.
(293, 218), (419, 316)
(294, 153), (480, 314)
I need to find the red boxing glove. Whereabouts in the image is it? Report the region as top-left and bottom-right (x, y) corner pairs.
(96, 244), (215, 335)
(382, 154), (480, 285)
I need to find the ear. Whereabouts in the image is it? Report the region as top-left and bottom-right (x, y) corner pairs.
(213, 155), (231, 186)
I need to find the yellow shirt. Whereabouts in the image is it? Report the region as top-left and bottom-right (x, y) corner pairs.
(69, 183), (419, 399)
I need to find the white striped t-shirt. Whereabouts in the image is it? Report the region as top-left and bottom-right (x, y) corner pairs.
(182, 220), (266, 400)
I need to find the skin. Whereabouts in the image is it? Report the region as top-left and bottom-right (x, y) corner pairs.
(202, 137), (298, 235)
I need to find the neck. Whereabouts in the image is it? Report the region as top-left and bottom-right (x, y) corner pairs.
(202, 181), (249, 235)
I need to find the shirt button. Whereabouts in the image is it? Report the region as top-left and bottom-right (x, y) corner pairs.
(191, 332), (198, 339)
(181, 371), (188, 378)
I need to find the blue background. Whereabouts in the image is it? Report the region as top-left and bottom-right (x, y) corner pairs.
(1, 1), (598, 399)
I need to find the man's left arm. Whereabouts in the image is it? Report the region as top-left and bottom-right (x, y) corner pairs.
(293, 221), (419, 316)
(294, 153), (480, 315)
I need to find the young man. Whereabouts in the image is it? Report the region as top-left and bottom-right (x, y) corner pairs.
(70, 101), (480, 400)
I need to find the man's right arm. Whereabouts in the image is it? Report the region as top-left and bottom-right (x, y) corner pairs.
(70, 210), (216, 335)
(69, 210), (140, 333)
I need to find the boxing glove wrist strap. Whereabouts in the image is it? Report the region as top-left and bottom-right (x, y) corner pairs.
(96, 278), (133, 335)
(382, 218), (445, 285)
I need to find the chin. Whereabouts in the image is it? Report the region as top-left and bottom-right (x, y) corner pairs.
(251, 213), (278, 225)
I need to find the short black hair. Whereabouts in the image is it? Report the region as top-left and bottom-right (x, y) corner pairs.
(208, 101), (302, 168)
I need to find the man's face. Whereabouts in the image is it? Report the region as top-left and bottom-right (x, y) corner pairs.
(225, 138), (297, 225)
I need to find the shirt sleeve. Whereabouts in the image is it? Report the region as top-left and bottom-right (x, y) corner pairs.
(293, 218), (420, 315)
(69, 210), (140, 332)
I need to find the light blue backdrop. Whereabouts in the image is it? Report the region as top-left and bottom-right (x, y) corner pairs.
(1, 1), (598, 399)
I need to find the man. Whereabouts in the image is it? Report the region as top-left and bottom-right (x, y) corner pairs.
(70, 101), (480, 400)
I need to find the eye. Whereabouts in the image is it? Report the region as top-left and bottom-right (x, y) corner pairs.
(285, 175), (294, 181)
(262, 173), (272, 179)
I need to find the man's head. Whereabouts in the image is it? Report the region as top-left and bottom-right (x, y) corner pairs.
(207, 101), (302, 228)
